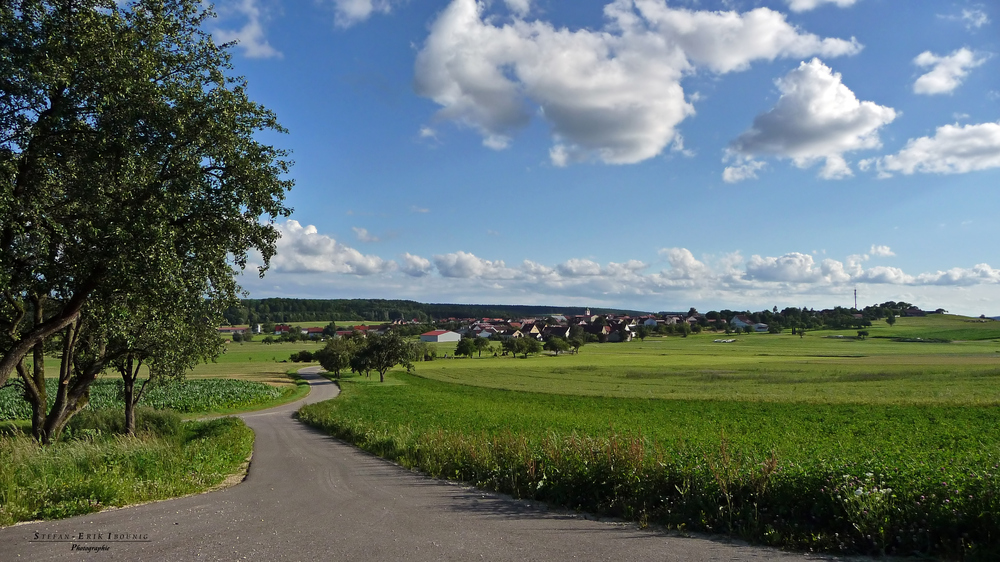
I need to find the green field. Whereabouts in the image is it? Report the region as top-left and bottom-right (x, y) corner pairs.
(300, 315), (1000, 559)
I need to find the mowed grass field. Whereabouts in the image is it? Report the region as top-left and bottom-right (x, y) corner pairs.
(415, 324), (1000, 405)
(300, 315), (1000, 558)
(31, 340), (327, 387)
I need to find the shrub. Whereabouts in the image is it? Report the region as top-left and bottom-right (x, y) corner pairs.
(66, 407), (181, 438)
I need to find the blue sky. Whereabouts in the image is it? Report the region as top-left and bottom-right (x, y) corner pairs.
(211, 0), (999, 315)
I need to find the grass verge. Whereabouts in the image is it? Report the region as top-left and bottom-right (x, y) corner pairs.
(299, 372), (1000, 560)
(0, 409), (253, 527)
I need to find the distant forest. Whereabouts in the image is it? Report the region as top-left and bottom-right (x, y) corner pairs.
(223, 298), (650, 325)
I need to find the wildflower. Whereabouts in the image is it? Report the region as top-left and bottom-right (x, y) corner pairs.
(855, 488), (864, 496)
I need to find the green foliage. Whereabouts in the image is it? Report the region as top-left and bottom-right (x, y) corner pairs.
(0, 379), (283, 420)
(454, 338), (476, 358)
(0, 0), (292, 442)
(289, 350), (315, 363)
(356, 332), (413, 382)
(0, 416), (252, 526)
(543, 337), (570, 355)
(314, 338), (357, 377)
(66, 407), (181, 439)
(472, 337), (491, 357)
(228, 298), (646, 325)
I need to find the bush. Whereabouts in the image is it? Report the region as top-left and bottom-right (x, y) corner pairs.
(289, 350), (314, 362)
(66, 407), (181, 438)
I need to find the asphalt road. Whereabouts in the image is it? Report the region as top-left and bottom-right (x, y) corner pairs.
(1, 368), (850, 561)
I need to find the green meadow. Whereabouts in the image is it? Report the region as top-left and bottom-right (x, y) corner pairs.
(0, 341), (315, 527)
(300, 315), (1000, 559)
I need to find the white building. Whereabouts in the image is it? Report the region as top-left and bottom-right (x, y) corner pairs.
(419, 330), (462, 343)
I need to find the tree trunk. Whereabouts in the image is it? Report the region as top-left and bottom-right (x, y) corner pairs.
(0, 277), (100, 389)
(124, 376), (136, 436)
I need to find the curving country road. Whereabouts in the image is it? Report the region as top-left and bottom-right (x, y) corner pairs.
(1, 368), (848, 560)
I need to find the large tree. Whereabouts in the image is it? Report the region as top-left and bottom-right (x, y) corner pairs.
(0, 0), (292, 441)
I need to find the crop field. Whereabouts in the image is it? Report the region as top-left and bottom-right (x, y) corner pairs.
(0, 378), (297, 421)
(300, 315), (1000, 558)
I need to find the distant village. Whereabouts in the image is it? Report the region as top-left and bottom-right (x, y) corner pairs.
(218, 302), (943, 343)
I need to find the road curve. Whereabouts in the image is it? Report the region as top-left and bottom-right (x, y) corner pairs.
(1, 368), (847, 561)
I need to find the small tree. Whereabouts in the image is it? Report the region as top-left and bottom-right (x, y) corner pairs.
(472, 337), (491, 357)
(543, 337), (570, 355)
(520, 338), (542, 358)
(359, 332), (412, 382)
(569, 337), (584, 354)
(636, 325), (650, 341)
(455, 338), (476, 358)
(886, 313), (896, 328)
(314, 338), (356, 379)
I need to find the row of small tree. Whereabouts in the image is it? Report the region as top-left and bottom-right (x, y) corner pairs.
(314, 333), (414, 383)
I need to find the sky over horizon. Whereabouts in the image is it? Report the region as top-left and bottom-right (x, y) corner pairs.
(211, 0), (999, 316)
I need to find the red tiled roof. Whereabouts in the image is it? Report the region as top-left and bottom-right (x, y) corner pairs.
(422, 330), (449, 336)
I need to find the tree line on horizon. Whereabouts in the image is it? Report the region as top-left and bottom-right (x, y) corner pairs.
(223, 298), (648, 325)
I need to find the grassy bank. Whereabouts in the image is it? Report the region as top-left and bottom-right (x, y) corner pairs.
(0, 409), (253, 526)
(300, 368), (1000, 559)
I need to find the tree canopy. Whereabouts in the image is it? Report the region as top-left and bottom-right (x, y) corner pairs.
(0, 0), (292, 441)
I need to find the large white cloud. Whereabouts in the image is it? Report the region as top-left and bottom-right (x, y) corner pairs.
(869, 121), (1000, 176)
(271, 220), (395, 275)
(415, 0), (859, 166)
(727, 58), (896, 180)
(913, 48), (987, 95)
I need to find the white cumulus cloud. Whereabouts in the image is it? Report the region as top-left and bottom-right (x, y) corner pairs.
(400, 253), (433, 277)
(871, 121), (1000, 176)
(870, 244), (895, 257)
(272, 220), (394, 275)
(557, 259), (603, 277)
(728, 58), (896, 180)
(660, 248), (712, 280)
(722, 157), (766, 183)
(913, 48), (987, 95)
(433, 251), (518, 279)
(212, 0), (281, 59)
(414, 0), (859, 166)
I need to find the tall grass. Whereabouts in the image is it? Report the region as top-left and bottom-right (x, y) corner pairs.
(0, 410), (253, 526)
(300, 373), (1000, 559)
